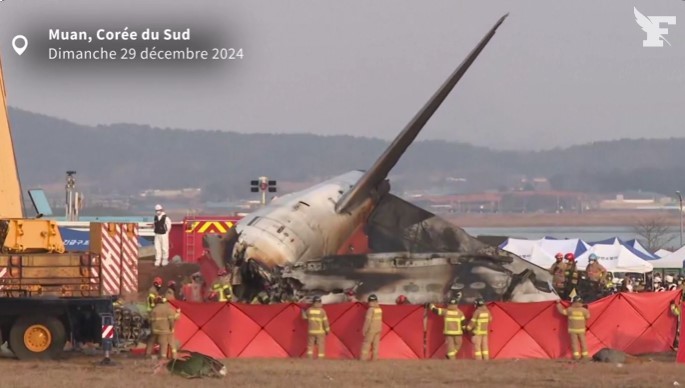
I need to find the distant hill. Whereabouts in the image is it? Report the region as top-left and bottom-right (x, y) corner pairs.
(9, 107), (685, 200)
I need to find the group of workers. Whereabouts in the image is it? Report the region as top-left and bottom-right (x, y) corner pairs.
(550, 252), (685, 301)
(302, 293), (597, 361)
(549, 252), (608, 300)
(138, 270), (634, 362)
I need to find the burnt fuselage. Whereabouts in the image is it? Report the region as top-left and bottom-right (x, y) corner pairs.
(233, 171), (373, 269)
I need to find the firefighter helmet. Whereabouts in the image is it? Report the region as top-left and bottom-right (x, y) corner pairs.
(555, 252), (563, 260)
(153, 277), (163, 287)
(564, 253), (575, 261)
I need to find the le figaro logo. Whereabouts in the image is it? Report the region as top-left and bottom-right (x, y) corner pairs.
(634, 7), (676, 47)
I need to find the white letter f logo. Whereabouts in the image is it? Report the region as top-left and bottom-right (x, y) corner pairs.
(634, 7), (676, 47)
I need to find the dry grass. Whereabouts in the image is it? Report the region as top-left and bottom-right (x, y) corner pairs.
(2, 354), (685, 388)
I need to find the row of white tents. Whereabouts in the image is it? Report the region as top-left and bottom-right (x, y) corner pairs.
(500, 237), (685, 274)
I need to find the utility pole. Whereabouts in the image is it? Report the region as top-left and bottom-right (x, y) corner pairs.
(65, 171), (76, 221)
(677, 190), (683, 248)
(251, 176), (277, 206)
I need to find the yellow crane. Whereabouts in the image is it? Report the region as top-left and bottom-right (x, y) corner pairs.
(0, 56), (64, 253)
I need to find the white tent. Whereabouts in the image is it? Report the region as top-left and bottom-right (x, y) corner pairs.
(625, 239), (659, 260)
(655, 249), (673, 258)
(575, 244), (653, 273)
(539, 238), (591, 258)
(648, 246), (685, 269)
(500, 238), (565, 269)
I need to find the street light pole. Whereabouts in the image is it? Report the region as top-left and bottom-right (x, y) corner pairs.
(677, 191), (683, 248)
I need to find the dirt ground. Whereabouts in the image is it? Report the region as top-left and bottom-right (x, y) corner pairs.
(2, 353), (685, 388)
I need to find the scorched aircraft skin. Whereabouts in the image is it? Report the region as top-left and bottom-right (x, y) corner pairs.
(205, 14), (559, 304)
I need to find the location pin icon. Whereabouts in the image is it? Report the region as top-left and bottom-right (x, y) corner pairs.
(12, 35), (28, 56)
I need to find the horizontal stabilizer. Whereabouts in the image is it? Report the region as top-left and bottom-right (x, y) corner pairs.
(335, 13), (508, 214)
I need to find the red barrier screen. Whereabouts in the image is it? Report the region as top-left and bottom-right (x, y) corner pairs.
(170, 291), (681, 360)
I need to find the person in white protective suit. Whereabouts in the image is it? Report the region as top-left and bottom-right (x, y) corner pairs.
(154, 204), (172, 266)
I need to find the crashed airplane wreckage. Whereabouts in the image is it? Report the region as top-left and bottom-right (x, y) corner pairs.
(205, 13), (559, 304)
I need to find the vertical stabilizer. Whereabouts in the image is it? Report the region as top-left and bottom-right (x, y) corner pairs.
(335, 14), (508, 214)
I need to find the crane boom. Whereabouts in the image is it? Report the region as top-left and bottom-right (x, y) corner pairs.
(0, 55), (25, 218)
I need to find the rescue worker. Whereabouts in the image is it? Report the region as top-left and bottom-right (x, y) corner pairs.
(556, 296), (590, 360)
(361, 294), (383, 361)
(153, 204), (172, 267)
(585, 254), (607, 292)
(211, 269), (233, 302)
(430, 298), (465, 360)
(147, 277), (163, 313)
(549, 252), (567, 293)
(672, 300), (682, 349)
(563, 253), (580, 299)
(395, 295), (410, 305)
(146, 296), (179, 359)
(180, 273), (204, 302)
(301, 296), (330, 359)
(165, 280), (177, 301)
(466, 298), (491, 360)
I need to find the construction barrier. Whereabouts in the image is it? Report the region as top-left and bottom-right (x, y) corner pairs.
(170, 290), (681, 360)
(89, 222), (139, 295)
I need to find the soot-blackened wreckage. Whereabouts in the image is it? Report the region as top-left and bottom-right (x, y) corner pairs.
(205, 14), (559, 305)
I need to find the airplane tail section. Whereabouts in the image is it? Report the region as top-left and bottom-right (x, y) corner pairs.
(335, 13), (508, 214)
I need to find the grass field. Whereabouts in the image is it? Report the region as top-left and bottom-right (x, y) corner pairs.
(2, 354), (685, 388)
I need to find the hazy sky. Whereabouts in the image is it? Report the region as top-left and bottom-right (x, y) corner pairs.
(0, 0), (683, 150)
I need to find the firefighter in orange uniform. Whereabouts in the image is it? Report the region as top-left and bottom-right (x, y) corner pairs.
(557, 296), (590, 360)
(585, 254), (607, 292)
(147, 277), (163, 313)
(466, 298), (491, 360)
(430, 298), (465, 359)
(563, 253), (580, 299)
(211, 269), (233, 302)
(145, 297), (179, 359)
(302, 296), (330, 359)
(361, 294), (383, 361)
(549, 253), (567, 293)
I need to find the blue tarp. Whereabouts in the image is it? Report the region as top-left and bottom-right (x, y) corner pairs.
(58, 227), (151, 252)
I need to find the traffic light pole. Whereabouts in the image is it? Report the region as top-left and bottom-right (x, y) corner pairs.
(251, 176), (277, 207)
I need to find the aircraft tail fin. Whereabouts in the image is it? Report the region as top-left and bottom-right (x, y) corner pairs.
(335, 13), (508, 214)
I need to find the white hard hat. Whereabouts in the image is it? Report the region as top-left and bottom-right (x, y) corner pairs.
(155, 204), (163, 211)
(666, 275), (674, 283)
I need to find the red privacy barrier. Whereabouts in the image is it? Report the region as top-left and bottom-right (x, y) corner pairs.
(170, 291), (681, 360)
